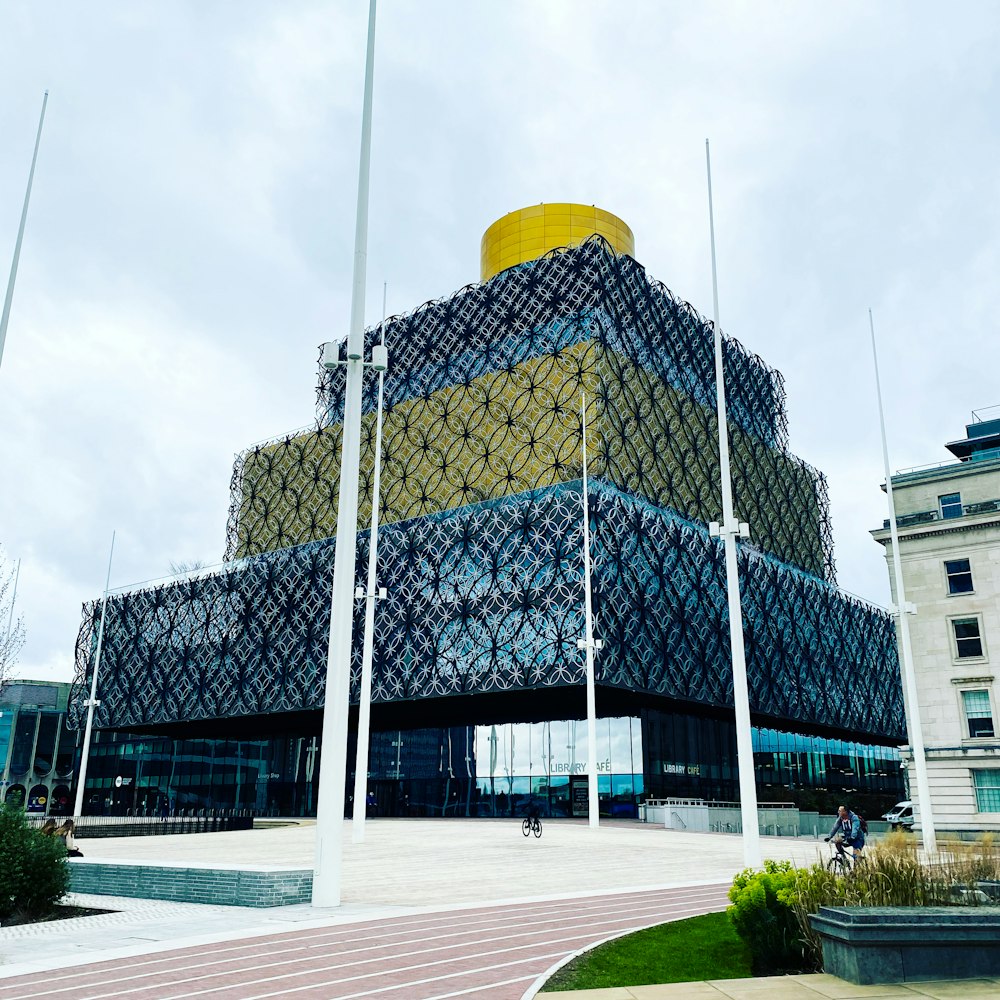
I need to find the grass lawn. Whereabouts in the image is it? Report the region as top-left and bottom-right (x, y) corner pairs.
(540, 910), (752, 992)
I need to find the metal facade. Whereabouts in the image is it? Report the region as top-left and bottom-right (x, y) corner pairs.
(72, 238), (902, 742)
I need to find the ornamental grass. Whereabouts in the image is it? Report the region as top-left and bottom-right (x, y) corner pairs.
(786, 833), (1000, 970)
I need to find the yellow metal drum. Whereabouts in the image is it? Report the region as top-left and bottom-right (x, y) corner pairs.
(481, 203), (634, 281)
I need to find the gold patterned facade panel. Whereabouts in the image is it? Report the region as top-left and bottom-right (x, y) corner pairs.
(599, 350), (826, 577)
(230, 338), (825, 578)
(231, 342), (605, 558)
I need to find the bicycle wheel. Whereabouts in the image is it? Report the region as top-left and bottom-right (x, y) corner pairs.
(522, 818), (531, 837)
(826, 854), (848, 875)
(533, 819), (542, 838)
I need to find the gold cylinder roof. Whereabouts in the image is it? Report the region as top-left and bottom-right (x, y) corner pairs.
(481, 203), (634, 282)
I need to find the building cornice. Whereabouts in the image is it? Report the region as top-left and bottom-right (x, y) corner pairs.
(900, 744), (1000, 759)
(871, 514), (1000, 546)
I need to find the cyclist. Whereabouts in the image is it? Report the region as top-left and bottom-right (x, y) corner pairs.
(825, 804), (865, 866)
(521, 800), (542, 837)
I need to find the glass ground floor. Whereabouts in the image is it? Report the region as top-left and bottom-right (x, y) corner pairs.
(76, 707), (904, 819)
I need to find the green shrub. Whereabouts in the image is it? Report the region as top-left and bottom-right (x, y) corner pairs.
(783, 864), (845, 969)
(0, 801), (70, 923)
(728, 860), (810, 974)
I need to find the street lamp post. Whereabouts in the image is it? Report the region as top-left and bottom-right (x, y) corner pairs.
(577, 390), (602, 828)
(312, 0), (378, 909)
(1, 91), (48, 376)
(352, 285), (390, 844)
(3, 557), (20, 664)
(73, 531), (116, 818)
(705, 140), (760, 868)
(869, 309), (937, 855)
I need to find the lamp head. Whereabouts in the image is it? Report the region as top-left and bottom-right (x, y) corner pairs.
(322, 336), (348, 370)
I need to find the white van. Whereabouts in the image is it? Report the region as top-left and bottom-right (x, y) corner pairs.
(883, 801), (914, 829)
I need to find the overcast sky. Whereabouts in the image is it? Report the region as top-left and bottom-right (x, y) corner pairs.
(1, 1), (998, 684)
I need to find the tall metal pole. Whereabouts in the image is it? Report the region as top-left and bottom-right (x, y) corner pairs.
(3, 557), (20, 661)
(352, 283), (387, 843)
(73, 531), (115, 818)
(313, 0), (377, 907)
(705, 140), (760, 867)
(580, 391), (599, 828)
(869, 309), (937, 855)
(1, 91), (48, 375)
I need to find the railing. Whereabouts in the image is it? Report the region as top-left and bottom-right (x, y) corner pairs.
(883, 498), (1000, 530)
(644, 797), (798, 809)
(26, 811), (254, 838)
(895, 448), (1000, 477)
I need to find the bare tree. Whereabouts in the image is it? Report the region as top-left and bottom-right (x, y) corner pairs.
(0, 546), (26, 688)
(169, 559), (208, 576)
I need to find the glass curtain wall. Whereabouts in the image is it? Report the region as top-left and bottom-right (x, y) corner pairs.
(473, 717), (644, 818)
(78, 713), (901, 818)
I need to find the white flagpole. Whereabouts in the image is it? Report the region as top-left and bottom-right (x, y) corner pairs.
(705, 140), (760, 867)
(580, 390), (600, 828)
(869, 309), (937, 855)
(313, 0), (377, 907)
(73, 531), (115, 818)
(1, 91), (48, 375)
(352, 282), (388, 843)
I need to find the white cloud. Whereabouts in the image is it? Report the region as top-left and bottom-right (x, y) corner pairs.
(1, 0), (998, 685)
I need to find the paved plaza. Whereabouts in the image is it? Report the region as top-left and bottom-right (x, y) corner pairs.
(0, 821), (994, 998)
(62, 818), (825, 906)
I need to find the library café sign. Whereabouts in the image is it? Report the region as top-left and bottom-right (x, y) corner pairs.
(545, 759), (613, 774)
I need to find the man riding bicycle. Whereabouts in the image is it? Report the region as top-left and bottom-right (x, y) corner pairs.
(825, 804), (865, 865)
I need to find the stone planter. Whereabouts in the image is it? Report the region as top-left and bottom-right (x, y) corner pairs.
(809, 905), (1000, 984)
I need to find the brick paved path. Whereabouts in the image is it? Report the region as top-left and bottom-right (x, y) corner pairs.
(0, 883), (729, 1000)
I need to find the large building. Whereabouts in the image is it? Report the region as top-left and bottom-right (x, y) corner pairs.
(872, 410), (1000, 833)
(70, 206), (905, 817)
(0, 680), (76, 815)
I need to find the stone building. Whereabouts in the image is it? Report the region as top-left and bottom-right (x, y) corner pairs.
(872, 410), (1000, 833)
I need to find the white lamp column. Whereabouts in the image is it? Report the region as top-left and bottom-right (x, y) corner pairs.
(577, 390), (602, 828)
(2, 557), (20, 659)
(351, 286), (389, 843)
(869, 309), (937, 855)
(313, 0), (378, 908)
(73, 531), (116, 818)
(705, 140), (760, 868)
(1, 91), (48, 375)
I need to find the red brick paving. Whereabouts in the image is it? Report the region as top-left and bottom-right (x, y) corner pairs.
(0, 884), (730, 1000)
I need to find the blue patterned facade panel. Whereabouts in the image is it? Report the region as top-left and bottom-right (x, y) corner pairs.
(73, 481), (902, 741)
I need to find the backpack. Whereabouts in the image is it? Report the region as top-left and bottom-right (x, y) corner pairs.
(857, 813), (868, 835)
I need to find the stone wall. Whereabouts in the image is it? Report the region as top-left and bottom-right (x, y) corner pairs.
(69, 859), (313, 907)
